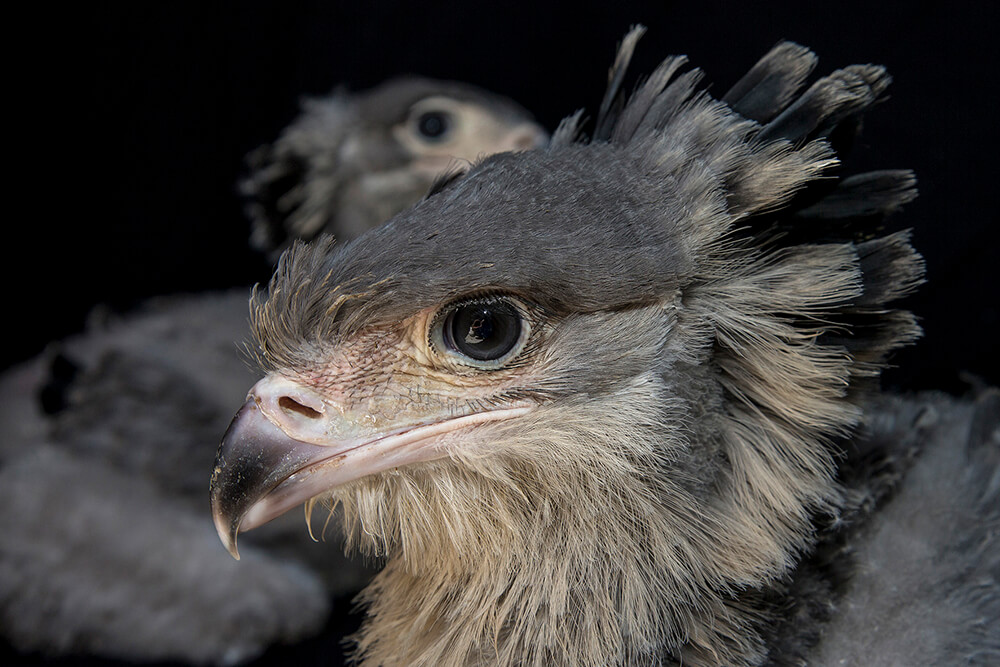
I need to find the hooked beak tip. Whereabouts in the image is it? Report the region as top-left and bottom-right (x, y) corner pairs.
(213, 509), (242, 561)
(210, 461), (241, 560)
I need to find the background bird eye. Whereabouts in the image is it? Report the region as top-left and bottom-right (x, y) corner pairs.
(414, 110), (452, 141)
(441, 298), (522, 363)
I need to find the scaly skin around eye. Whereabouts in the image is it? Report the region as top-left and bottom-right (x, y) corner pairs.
(282, 308), (539, 430)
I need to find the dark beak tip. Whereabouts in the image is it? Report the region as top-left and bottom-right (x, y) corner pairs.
(209, 413), (250, 560)
(224, 534), (242, 561)
(210, 502), (242, 560)
(210, 487), (242, 560)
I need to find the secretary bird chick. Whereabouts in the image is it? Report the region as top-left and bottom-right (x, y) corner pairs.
(242, 77), (548, 259)
(211, 28), (998, 666)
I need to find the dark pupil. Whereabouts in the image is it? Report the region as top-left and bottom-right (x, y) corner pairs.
(416, 111), (450, 140)
(448, 301), (520, 362)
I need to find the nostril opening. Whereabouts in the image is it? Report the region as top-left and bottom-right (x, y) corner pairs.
(278, 396), (322, 419)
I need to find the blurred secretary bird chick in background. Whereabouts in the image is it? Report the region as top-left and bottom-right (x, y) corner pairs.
(211, 26), (998, 667)
(241, 77), (548, 260)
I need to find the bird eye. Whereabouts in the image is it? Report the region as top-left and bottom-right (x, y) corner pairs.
(434, 297), (526, 367)
(414, 110), (452, 142)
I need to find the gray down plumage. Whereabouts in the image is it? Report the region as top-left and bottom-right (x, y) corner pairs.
(0, 292), (357, 664)
(809, 389), (1000, 665)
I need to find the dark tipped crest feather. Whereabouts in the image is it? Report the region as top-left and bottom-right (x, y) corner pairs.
(593, 25), (648, 141)
(723, 41), (818, 123)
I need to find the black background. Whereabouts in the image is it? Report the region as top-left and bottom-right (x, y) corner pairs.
(17, 2), (999, 389)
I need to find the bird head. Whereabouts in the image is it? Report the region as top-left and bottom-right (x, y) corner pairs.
(212, 27), (922, 666)
(241, 77), (548, 256)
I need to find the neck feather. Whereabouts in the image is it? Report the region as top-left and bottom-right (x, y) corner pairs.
(330, 371), (847, 666)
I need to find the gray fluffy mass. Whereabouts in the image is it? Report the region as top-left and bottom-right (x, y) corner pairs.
(0, 293), (336, 663)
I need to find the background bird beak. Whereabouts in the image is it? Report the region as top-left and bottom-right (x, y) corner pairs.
(503, 122), (549, 151)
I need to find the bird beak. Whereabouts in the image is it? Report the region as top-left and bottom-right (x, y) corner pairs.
(501, 122), (549, 152)
(210, 374), (531, 559)
(210, 398), (331, 560)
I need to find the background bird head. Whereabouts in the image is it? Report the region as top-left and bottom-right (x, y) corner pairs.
(211, 27), (922, 666)
(240, 77), (548, 258)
